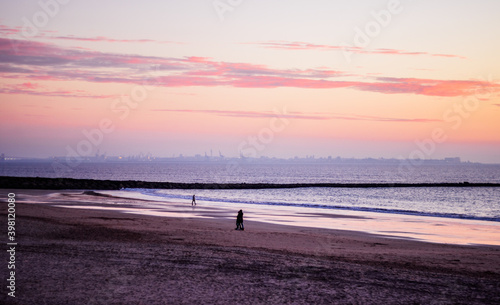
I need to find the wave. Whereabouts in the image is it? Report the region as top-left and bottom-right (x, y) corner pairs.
(124, 188), (500, 223)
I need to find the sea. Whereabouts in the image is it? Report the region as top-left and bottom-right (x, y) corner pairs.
(2, 161), (500, 223)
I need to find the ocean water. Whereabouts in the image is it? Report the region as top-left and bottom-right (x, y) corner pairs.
(2, 161), (500, 222)
(126, 186), (500, 222)
(2, 161), (500, 183)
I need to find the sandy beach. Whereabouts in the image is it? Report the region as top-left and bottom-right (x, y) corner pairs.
(2, 190), (500, 304)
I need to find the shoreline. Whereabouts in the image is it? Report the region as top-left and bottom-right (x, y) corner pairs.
(8, 189), (500, 246)
(1, 175), (499, 190)
(1, 190), (499, 303)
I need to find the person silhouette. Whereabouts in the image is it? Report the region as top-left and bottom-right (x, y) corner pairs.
(235, 210), (244, 230)
(191, 194), (196, 206)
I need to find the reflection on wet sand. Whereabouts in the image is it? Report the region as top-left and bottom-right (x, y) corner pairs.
(49, 190), (500, 246)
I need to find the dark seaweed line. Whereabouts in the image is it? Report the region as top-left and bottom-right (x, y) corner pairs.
(1, 176), (499, 190)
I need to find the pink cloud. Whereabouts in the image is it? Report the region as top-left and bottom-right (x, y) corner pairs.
(19, 82), (39, 89)
(0, 82), (114, 99)
(359, 77), (497, 97)
(52, 35), (180, 45)
(0, 25), (21, 36)
(226, 76), (355, 89)
(151, 109), (440, 123)
(249, 41), (466, 59)
(1, 38), (497, 97)
(151, 109), (296, 119)
(187, 56), (212, 63)
(0, 25), (181, 45)
(183, 58), (345, 79)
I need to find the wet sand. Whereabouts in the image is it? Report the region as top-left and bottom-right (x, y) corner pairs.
(2, 190), (500, 304)
(42, 189), (500, 246)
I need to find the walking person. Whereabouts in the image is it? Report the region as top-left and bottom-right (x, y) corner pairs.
(235, 210), (244, 230)
(191, 194), (196, 206)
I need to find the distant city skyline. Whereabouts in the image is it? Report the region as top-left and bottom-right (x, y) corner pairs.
(1, 1), (499, 163)
(0, 151), (475, 165)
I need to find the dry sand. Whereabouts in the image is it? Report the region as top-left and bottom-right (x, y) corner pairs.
(1, 190), (500, 304)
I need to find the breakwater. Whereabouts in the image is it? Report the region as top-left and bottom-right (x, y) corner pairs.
(1, 176), (499, 190)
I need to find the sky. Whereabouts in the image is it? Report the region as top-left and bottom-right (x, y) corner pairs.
(0, 0), (499, 162)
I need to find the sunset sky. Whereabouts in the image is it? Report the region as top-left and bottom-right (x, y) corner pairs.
(1, 0), (499, 162)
